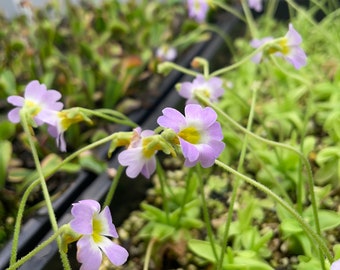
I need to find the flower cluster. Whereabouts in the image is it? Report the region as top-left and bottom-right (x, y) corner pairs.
(7, 80), (88, 151)
(251, 23), (307, 69)
(69, 200), (128, 270)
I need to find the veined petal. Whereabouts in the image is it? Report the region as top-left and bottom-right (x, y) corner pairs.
(285, 46), (307, 69)
(8, 108), (21, 123)
(77, 235), (102, 270)
(118, 148), (145, 178)
(97, 206), (119, 238)
(285, 23), (302, 46)
(141, 156), (156, 179)
(98, 236), (129, 266)
(208, 122), (224, 140)
(24, 80), (47, 101)
(7, 96), (24, 107)
(180, 138), (199, 162)
(157, 107), (186, 131)
(178, 82), (194, 99)
(70, 200), (101, 234)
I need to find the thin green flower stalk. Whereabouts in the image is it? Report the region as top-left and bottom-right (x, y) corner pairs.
(210, 40), (277, 77)
(210, 0), (246, 22)
(7, 226), (67, 270)
(10, 180), (40, 265)
(156, 160), (170, 223)
(157, 61), (199, 77)
(195, 93), (322, 241)
(103, 165), (124, 207)
(214, 159), (333, 266)
(217, 85), (258, 270)
(240, 0), (258, 38)
(80, 108), (137, 128)
(143, 237), (157, 270)
(175, 168), (195, 228)
(103, 165), (124, 208)
(195, 167), (218, 262)
(17, 110), (71, 270)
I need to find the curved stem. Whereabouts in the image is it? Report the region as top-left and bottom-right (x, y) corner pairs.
(240, 0), (258, 38)
(156, 160), (170, 223)
(10, 180), (40, 265)
(143, 238), (157, 270)
(210, 41), (273, 77)
(103, 165), (124, 207)
(214, 160), (333, 263)
(19, 111), (71, 270)
(157, 61), (199, 77)
(80, 108), (137, 128)
(217, 86), (258, 270)
(211, 0), (246, 22)
(196, 167), (218, 261)
(7, 227), (66, 270)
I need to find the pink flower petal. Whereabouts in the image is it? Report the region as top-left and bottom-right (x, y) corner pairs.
(77, 235), (102, 270)
(7, 96), (24, 107)
(8, 108), (21, 123)
(97, 206), (119, 238)
(98, 237), (129, 266)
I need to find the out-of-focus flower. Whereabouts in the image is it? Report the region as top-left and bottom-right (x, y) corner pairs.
(45, 109), (92, 152)
(250, 24), (307, 69)
(7, 80), (63, 125)
(331, 259), (340, 270)
(187, 0), (209, 23)
(70, 200), (129, 270)
(279, 23), (307, 69)
(178, 75), (225, 104)
(157, 104), (225, 168)
(118, 127), (158, 178)
(248, 0), (263, 12)
(250, 37), (274, 63)
(156, 45), (177, 62)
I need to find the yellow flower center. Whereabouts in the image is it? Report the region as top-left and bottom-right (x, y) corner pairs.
(178, 126), (201, 144)
(92, 216), (103, 244)
(24, 100), (41, 116)
(142, 137), (161, 158)
(58, 111), (85, 131)
(268, 38), (290, 55)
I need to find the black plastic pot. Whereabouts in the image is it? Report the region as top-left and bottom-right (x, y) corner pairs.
(0, 7), (242, 270)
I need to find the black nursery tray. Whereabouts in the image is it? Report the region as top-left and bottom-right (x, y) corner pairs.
(0, 7), (242, 270)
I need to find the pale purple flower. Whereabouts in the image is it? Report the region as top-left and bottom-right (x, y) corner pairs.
(7, 80), (63, 125)
(70, 200), (129, 270)
(331, 259), (340, 270)
(43, 109), (89, 152)
(178, 75), (225, 104)
(248, 0), (263, 12)
(118, 127), (157, 179)
(156, 45), (177, 62)
(280, 23), (307, 69)
(157, 104), (225, 168)
(187, 0), (209, 23)
(250, 24), (306, 69)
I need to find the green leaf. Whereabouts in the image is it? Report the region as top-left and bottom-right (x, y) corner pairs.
(0, 141), (12, 188)
(0, 121), (16, 140)
(78, 154), (106, 174)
